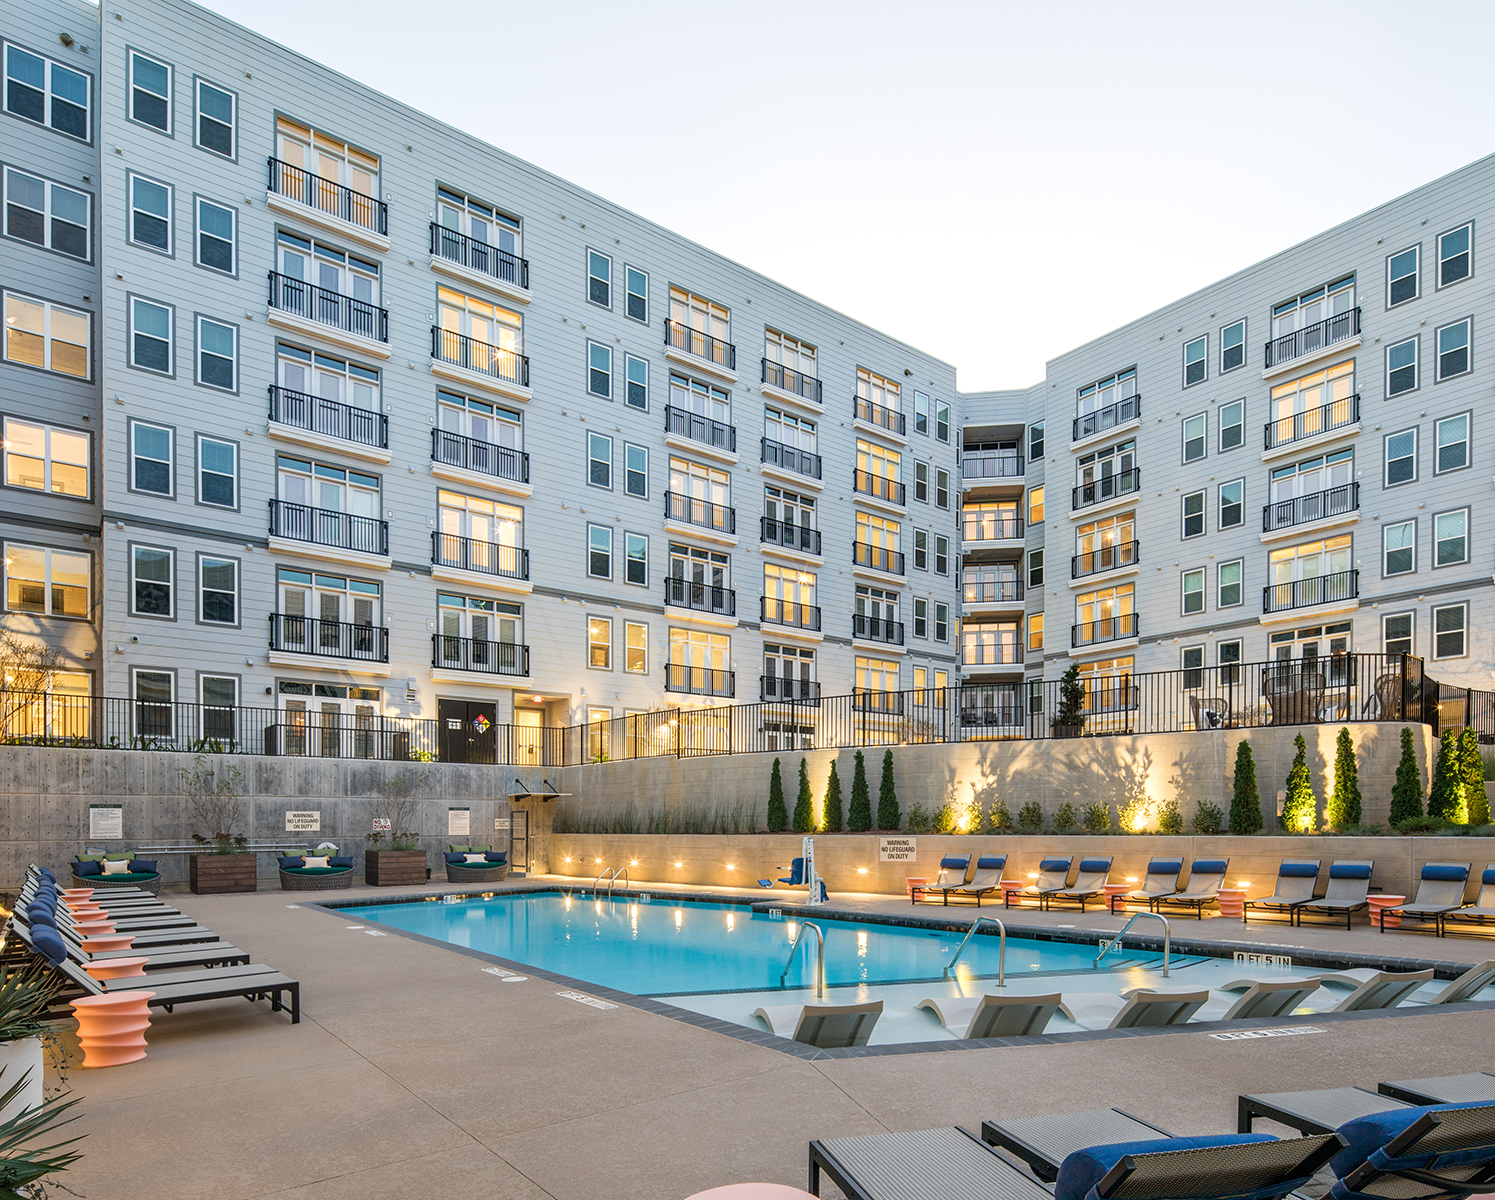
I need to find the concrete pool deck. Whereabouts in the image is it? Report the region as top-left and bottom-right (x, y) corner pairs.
(44, 875), (1495, 1200)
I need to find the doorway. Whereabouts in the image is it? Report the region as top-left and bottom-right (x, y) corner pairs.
(438, 698), (496, 763)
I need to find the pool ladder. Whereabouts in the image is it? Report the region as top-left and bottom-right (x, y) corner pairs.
(592, 866), (629, 899)
(779, 921), (826, 999)
(1094, 910), (1171, 977)
(942, 916), (1007, 986)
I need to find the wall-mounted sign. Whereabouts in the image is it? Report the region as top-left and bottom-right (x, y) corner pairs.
(285, 811), (321, 832)
(494, 818), (511, 831)
(878, 837), (918, 863)
(89, 805), (123, 840)
(448, 807), (470, 836)
(371, 818), (391, 834)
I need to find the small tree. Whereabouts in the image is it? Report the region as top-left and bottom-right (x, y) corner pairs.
(1082, 802), (1113, 834)
(877, 749), (900, 830)
(1017, 801), (1044, 833)
(1053, 663), (1085, 733)
(905, 802), (932, 833)
(932, 802), (956, 834)
(792, 757), (815, 833)
(1389, 726), (1425, 825)
(1156, 798), (1184, 834)
(0, 630), (64, 738)
(366, 771), (428, 851)
(986, 798), (1014, 833)
(1427, 729), (1462, 823)
(847, 750), (872, 832)
(1191, 799), (1225, 835)
(1281, 733), (1317, 833)
(766, 758), (787, 832)
(1052, 801), (1078, 833)
(1327, 727), (1363, 829)
(1229, 740), (1263, 834)
(179, 753), (248, 853)
(1461, 726), (1489, 826)
(821, 760), (844, 832)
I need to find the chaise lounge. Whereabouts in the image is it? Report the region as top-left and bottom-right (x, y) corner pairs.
(1293, 860), (1373, 929)
(1378, 862), (1471, 933)
(1242, 860), (1321, 924)
(278, 852), (356, 891)
(71, 853), (162, 895)
(444, 846), (510, 884)
(1155, 858), (1228, 919)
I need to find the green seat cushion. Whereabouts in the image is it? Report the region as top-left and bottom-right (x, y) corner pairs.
(75, 853), (106, 863)
(284, 866), (352, 875)
(93, 871), (159, 883)
(451, 860), (505, 869)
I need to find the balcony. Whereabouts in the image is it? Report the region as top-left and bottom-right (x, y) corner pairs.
(431, 532), (529, 581)
(1263, 482), (1359, 534)
(1264, 395), (1359, 452)
(962, 514), (1024, 543)
(269, 614), (389, 663)
(963, 580), (1024, 606)
(665, 404), (736, 456)
(853, 541), (905, 575)
(760, 676), (820, 704)
(1071, 469), (1140, 513)
(853, 469), (905, 507)
(961, 452), (1024, 481)
(1071, 613), (1139, 649)
(665, 492), (736, 537)
(665, 663), (734, 698)
(1071, 541), (1139, 580)
(961, 643), (1023, 669)
(431, 327), (530, 399)
(266, 157), (388, 243)
(760, 437), (821, 480)
(431, 429), (529, 487)
(431, 634), (529, 677)
(854, 690), (905, 715)
(268, 272), (388, 348)
(1072, 395), (1140, 443)
(1264, 307), (1361, 371)
(428, 222), (528, 297)
(665, 577), (737, 618)
(761, 596), (821, 632)
(269, 499), (388, 557)
(853, 614), (905, 645)
(268, 385), (388, 458)
(854, 395), (905, 438)
(761, 359), (822, 407)
(1263, 570), (1358, 615)
(665, 319), (736, 378)
(760, 517), (822, 557)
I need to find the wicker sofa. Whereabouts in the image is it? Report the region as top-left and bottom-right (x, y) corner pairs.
(278, 853), (356, 891)
(72, 855), (163, 895)
(444, 846), (509, 884)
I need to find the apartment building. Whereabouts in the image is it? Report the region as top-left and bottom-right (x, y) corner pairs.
(0, 0), (963, 757)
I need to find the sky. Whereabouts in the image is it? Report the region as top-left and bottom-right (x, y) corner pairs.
(202, 0), (1495, 392)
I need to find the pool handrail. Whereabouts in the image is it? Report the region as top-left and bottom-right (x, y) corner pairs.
(592, 866), (629, 899)
(942, 916), (1007, 986)
(779, 920), (826, 998)
(1095, 910), (1171, 977)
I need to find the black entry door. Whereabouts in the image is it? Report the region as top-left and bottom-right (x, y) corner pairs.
(438, 699), (497, 763)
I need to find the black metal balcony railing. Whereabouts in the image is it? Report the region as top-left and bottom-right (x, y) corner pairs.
(1071, 540), (1140, 580)
(854, 395), (905, 436)
(1072, 394), (1141, 442)
(963, 580), (1024, 605)
(268, 499), (388, 555)
(432, 327), (529, 388)
(1264, 394), (1360, 450)
(429, 222), (528, 290)
(853, 541), (905, 575)
(1264, 307), (1361, 369)
(853, 690), (906, 715)
(760, 437), (821, 479)
(760, 676), (820, 704)
(760, 518), (822, 556)
(962, 643), (1023, 668)
(431, 634), (529, 677)
(1072, 468), (1140, 511)
(431, 429), (529, 483)
(960, 703), (1025, 727)
(853, 469), (905, 506)
(665, 577), (736, 617)
(665, 492), (736, 535)
(761, 596), (822, 631)
(1071, 613), (1139, 648)
(665, 663), (735, 697)
(1263, 482), (1359, 533)
(268, 385), (388, 449)
(961, 452), (1024, 480)
(268, 273), (388, 343)
(269, 614), (389, 663)
(431, 532), (529, 580)
(665, 404), (737, 453)
(761, 359), (822, 404)
(853, 614), (905, 645)
(1263, 569), (1359, 614)
(665, 320), (736, 371)
(962, 514), (1024, 541)
(267, 157), (387, 235)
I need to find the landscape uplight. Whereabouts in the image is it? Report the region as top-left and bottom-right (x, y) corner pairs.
(856, 867), (869, 875)
(674, 862), (683, 868)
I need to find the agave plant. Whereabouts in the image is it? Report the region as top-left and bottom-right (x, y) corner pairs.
(0, 1071), (84, 1198)
(0, 966), (60, 1046)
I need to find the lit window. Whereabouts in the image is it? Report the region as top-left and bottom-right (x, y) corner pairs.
(3, 418), (87, 497)
(3, 542), (89, 617)
(4, 291), (89, 377)
(1028, 486), (1044, 524)
(587, 615), (612, 668)
(625, 621), (647, 671)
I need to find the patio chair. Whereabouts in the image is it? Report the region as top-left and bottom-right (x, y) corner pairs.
(914, 856), (972, 904)
(1242, 860), (1322, 924)
(1208, 977), (1326, 1021)
(915, 991), (1061, 1039)
(10, 909), (248, 973)
(1059, 987), (1210, 1029)
(1005, 857), (1073, 908)
(1440, 867), (1495, 937)
(1329, 1100), (1495, 1200)
(1380, 862), (1472, 933)
(1052, 1132), (1341, 1200)
(1265, 676), (1326, 726)
(1317, 959), (1495, 1007)
(1155, 858), (1228, 919)
(1361, 673), (1404, 720)
(808, 1126), (1053, 1200)
(752, 1000), (882, 1048)
(1113, 859), (1183, 913)
(1043, 857), (1115, 911)
(1380, 1074), (1495, 1107)
(1327, 969), (1435, 1012)
(1239, 1086), (1411, 1134)
(1294, 860), (1373, 929)
(938, 855), (1006, 906)
(1189, 695), (1232, 730)
(980, 1109), (1171, 1181)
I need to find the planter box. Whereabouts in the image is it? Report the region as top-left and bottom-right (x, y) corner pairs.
(364, 849), (427, 886)
(189, 852), (257, 895)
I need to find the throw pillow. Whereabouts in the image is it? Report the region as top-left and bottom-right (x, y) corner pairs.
(278, 856), (305, 870)
(101, 859), (130, 876)
(463, 853), (487, 864)
(448, 845), (471, 854)
(73, 860), (103, 877)
(303, 856), (329, 869)
(129, 859), (158, 874)
(484, 852), (507, 863)
(75, 853), (105, 863)
(328, 856), (353, 868)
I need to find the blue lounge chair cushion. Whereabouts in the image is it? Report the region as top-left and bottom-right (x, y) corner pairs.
(1421, 863), (1469, 881)
(32, 927), (66, 966)
(1191, 859), (1228, 873)
(278, 856), (305, 869)
(72, 859), (102, 877)
(1484, 867), (1495, 886)
(1147, 859), (1182, 873)
(483, 852), (506, 863)
(1330, 1100), (1495, 1180)
(129, 859), (158, 874)
(1330, 863), (1372, 879)
(28, 905), (55, 927)
(1056, 1134), (1279, 1200)
(38, 868), (55, 880)
(976, 855), (1006, 870)
(1279, 862), (1320, 877)
(1079, 858), (1112, 873)
(939, 855), (969, 870)
(328, 856), (354, 868)
(1039, 857), (1072, 872)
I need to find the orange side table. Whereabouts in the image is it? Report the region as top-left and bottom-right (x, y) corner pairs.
(999, 880), (1028, 907)
(685, 1186), (817, 1199)
(1368, 894), (1407, 929)
(70, 919), (115, 937)
(1103, 883), (1132, 914)
(61, 888), (94, 902)
(905, 877), (928, 903)
(82, 956), (148, 987)
(80, 934), (135, 954)
(70, 990), (155, 1068)
(1216, 887), (1249, 920)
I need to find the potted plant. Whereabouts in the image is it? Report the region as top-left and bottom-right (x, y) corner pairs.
(1052, 662), (1085, 738)
(181, 755), (255, 894)
(0, 962), (83, 1195)
(364, 772), (429, 886)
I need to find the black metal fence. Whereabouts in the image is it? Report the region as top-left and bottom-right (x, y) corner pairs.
(1264, 307), (1361, 369)
(270, 385), (388, 449)
(429, 222), (528, 290)
(269, 273), (388, 343)
(268, 157), (388, 234)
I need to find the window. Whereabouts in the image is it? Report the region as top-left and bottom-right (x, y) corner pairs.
(625, 267), (647, 321)
(3, 167), (88, 259)
(625, 621), (647, 672)
(1183, 335), (1207, 386)
(1385, 428), (1417, 487)
(670, 457), (732, 530)
(587, 249), (611, 307)
(131, 545), (174, 617)
(913, 529), (927, 570)
(1436, 319), (1471, 380)
(1383, 612), (1413, 659)
(935, 602), (949, 642)
(280, 230), (385, 314)
(764, 329), (817, 394)
(198, 555), (237, 624)
(1267, 534), (1351, 605)
(914, 391), (929, 435)
(129, 297), (171, 374)
(196, 317), (236, 390)
(587, 432), (611, 488)
(936, 400), (950, 442)
(1182, 645), (1204, 689)
(914, 461), (928, 502)
(195, 79), (234, 156)
(1182, 412), (1206, 462)
(1437, 223), (1472, 288)
(197, 436), (236, 507)
(935, 534), (949, 575)
(856, 367), (901, 422)
(1217, 559), (1242, 608)
(625, 354), (648, 409)
(1220, 320), (1245, 372)
(1383, 519), (1415, 576)
(436, 187), (522, 278)
(588, 341), (612, 398)
(130, 420), (173, 496)
(1435, 508), (1468, 566)
(855, 656), (900, 698)
(587, 524), (612, 579)
(1267, 360), (1355, 448)
(936, 468), (950, 508)
(1029, 486), (1044, 524)
(1217, 400), (1243, 450)
(1387, 245), (1419, 306)
(4, 44), (89, 140)
(3, 543), (88, 617)
(4, 292), (88, 377)
(1435, 413), (1469, 473)
(1433, 603), (1467, 659)
(3, 419), (87, 497)
(434, 490), (520, 571)
(1218, 479), (1243, 529)
(668, 372), (732, 427)
(1029, 421), (1045, 460)
(1028, 549), (1044, 588)
(1027, 613), (1043, 652)
(624, 532), (647, 586)
(1182, 568), (1204, 615)
(588, 615), (612, 668)
(624, 443), (647, 497)
(129, 50), (171, 132)
(1386, 337), (1418, 397)
(195, 198), (234, 273)
(1182, 490), (1205, 538)
(274, 118), (380, 218)
(913, 597), (927, 638)
(128, 174), (171, 253)
(766, 407), (817, 462)
(1219, 639), (1242, 686)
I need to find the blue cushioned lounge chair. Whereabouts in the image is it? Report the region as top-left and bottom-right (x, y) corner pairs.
(1006, 856), (1073, 908)
(1043, 857), (1114, 911)
(1155, 858), (1229, 919)
(914, 855), (971, 905)
(938, 854), (1006, 906)
(1381, 862), (1472, 933)
(1294, 860), (1374, 929)
(1329, 1100), (1495, 1200)
(1243, 860), (1322, 924)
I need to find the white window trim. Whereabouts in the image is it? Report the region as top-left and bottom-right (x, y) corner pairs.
(1383, 427), (1418, 488)
(624, 442), (648, 499)
(624, 265), (648, 323)
(1219, 319), (1246, 374)
(196, 433), (237, 509)
(196, 315), (237, 392)
(1436, 222), (1473, 290)
(194, 196), (236, 275)
(194, 77), (236, 158)
(587, 431), (612, 490)
(586, 248), (611, 309)
(2, 166), (91, 261)
(1218, 399), (1244, 451)
(2, 540), (91, 618)
(127, 171), (173, 256)
(1182, 412), (1206, 463)
(1433, 411), (1471, 476)
(1432, 506), (1470, 568)
(1385, 335), (1419, 398)
(1386, 244), (1420, 308)
(1217, 558), (1243, 609)
(130, 543), (176, 619)
(1382, 611), (1415, 659)
(197, 553), (238, 626)
(128, 49), (173, 136)
(587, 523), (612, 580)
(1434, 317), (1472, 382)
(128, 294), (173, 376)
(587, 613), (613, 669)
(1183, 334), (1207, 387)
(129, 417), (174, 498)
(1431, 601), (1468, 660)
(3, 42), (93, 142)
(1218, 478), (1244, 530)
(1381, 518), (1416, 578)
(1181, 568), (1205, 615)
(624, 353), (648, 410)
(1181, 489), (1205, 539)
(587, 339), (612, 399)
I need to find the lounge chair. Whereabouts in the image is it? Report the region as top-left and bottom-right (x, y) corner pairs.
(1379, 861), (1472, 933)
(1242, 860), (1322, 924)
(1156, 858), (1228, 919)
(1189, 695), (1232, 730)
(69, 854), (162, 894)
(915, 991), (1061, 1039)
(1440, 866), (1495, 937)
(938, 855), (1006, 906)
(1238, 1086), (1410, 1134)
(1379, 1073), (1495, 1106)
(809, 1126), (1052, 1200)
(1208, 977), (1325, 1021)
(752, 1000), (882, 1048)
(1112, 859), (1183, 913)
(443, 847), (509, 885)
(980, 1109), (1170, 1182)
(914, 856), (971, 905)
(1043, 857), (1114, 912)
(1060, 988), (1209, 1029)
(9, 911), (248, 973)
(1293, 860), (1373, 929)
(279, 852), (357, 891)
(1330, 1100), (1495, 1200)
(1317, 959), (1495, 1006)
(1005, 857), (1073, 908)
(1326, 970), (1435, 1012)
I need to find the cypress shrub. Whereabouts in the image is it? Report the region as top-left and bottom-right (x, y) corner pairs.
(766, 758), (787, 832)
(1228, 740), (1262, 834)
(847, 750), (872, 831)
(1281, 733), (1317, 833)
(1327, 727), (1362, 829)
(792, 757), (815, 833)
(821, 760), (844, 832)
(1427, 730), (1462, 822)
(1461, 727), (1490, 826)
(1017, 801), (1044, 833)
(1389, 726), (1424, 825)
(877, 749), (901, 830)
